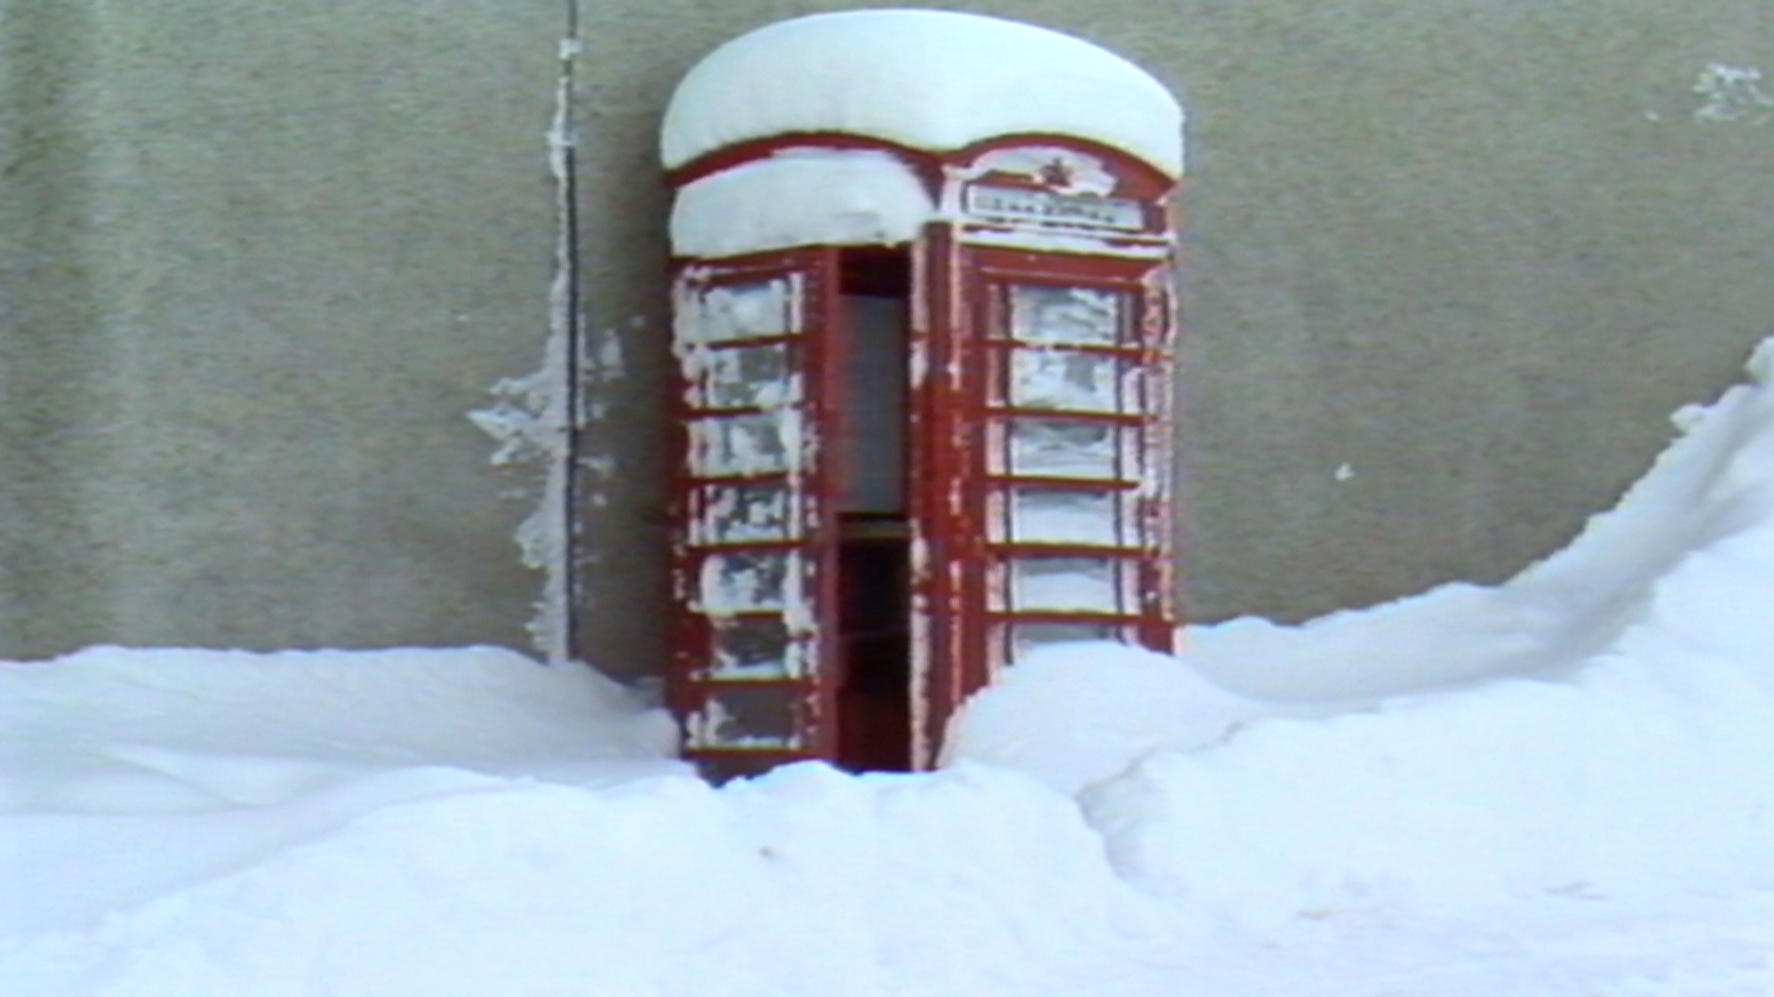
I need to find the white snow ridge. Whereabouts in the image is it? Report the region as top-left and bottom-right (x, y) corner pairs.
(661, 9), (1183, 175)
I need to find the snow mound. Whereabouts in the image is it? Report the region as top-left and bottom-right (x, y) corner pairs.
(670, 149), (934, 257)
(661, 9), (1183, 175)
(941, 643), (1335, 795)
(1, 646), (680, 816)
(949, 338), (1774, 923)
(10, 334), (1774, 991)
(0, 764), (1180, 997)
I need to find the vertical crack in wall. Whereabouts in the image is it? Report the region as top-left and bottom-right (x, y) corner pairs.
(557, 0), (584, 665)
(469, 5), (581, 665)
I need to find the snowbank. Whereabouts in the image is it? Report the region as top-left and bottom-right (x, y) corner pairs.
(0, 647), (684, 940)
(1083, 643), (1774, 924)
(2, 761), (1178, 996)
(951, 339), (1774, 923)
(661, 9), (1183, 176)
(10, 341), (1774, 993)
(0, 649), (1178, 996)
(941, 642), (1338, 795)
(2, 646), (679, 816)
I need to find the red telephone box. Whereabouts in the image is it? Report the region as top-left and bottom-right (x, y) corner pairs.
(660, 11), (1183, 779)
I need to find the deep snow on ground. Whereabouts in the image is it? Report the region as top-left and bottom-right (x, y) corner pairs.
(8, 342), (1774, 995)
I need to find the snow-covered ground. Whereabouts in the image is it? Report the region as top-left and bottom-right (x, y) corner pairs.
(8, 340), (1774, 995)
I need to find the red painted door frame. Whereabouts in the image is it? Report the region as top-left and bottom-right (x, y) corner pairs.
(664, 136), (1181, 779)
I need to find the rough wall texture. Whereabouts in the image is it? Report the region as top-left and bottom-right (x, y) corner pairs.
(1, 0), (561, 658)
(5, 0), (1772, 673)
(574, 0), (1774, 681)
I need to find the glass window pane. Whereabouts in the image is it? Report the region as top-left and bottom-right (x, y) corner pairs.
(690, 344), (795, 410)
(683, 684), (802, 749)
(689, 413), (799, 476)
(1010, 286), (1122, 345)
(1011, 622), (1126, 656)
(1009, 348), (1124, 413)
(694, 483), (795, 545)
(838, 295), (908, 513)
(680, 278), (798, 344)
(1006, 419), (1120, 480)
(1002, 556), (1126, 613)
(1005, 488), (1123, 546)
(708, 617), (800, 679)
(699, 552), (794, 613)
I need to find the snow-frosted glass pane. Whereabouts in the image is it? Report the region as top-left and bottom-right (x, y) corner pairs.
(683, 279), (797, 344)
(697, 344), (793, 409)
(1010, 286), (1121, 345)
(1005, 556), (1124, 612)
(684, 685), (799, 749)
(689, 413), (797, 476)
(1011, 622), (1124, 655)
(699, 552), (792, 613)
(709, 617), (795, 679)
(1010, 348), (1123, 412)
(695, 484), (794, 544)
(1008, 419), (1119, 480)
(1007, 488), (1121, 546)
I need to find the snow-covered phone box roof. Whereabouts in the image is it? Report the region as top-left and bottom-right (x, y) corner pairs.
(660, 9), (1185, 178)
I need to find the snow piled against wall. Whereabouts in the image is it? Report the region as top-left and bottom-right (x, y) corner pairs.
(1, 658), (1178, 994)
(952, 337), (1774, 922)
(10, 342), (1774, 993)
(1, 646), (679, 820)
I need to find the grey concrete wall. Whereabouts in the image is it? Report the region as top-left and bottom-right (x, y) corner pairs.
(1, 0), (562, 658)
(5, 0), (1771, 673)
(574, 0), (1774, 684)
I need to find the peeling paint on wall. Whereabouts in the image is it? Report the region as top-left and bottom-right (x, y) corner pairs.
(574, 326), (627, 529)
(469, 329), (570, 663)
(1693, 64), (1773, 124)
(466, 34), (582, 664)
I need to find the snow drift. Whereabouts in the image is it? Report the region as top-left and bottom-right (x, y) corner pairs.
(8, 340), (1774, 994)
(955, 338), (1774, 923)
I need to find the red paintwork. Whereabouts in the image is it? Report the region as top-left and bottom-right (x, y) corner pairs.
(665, 132), (1180, 780)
